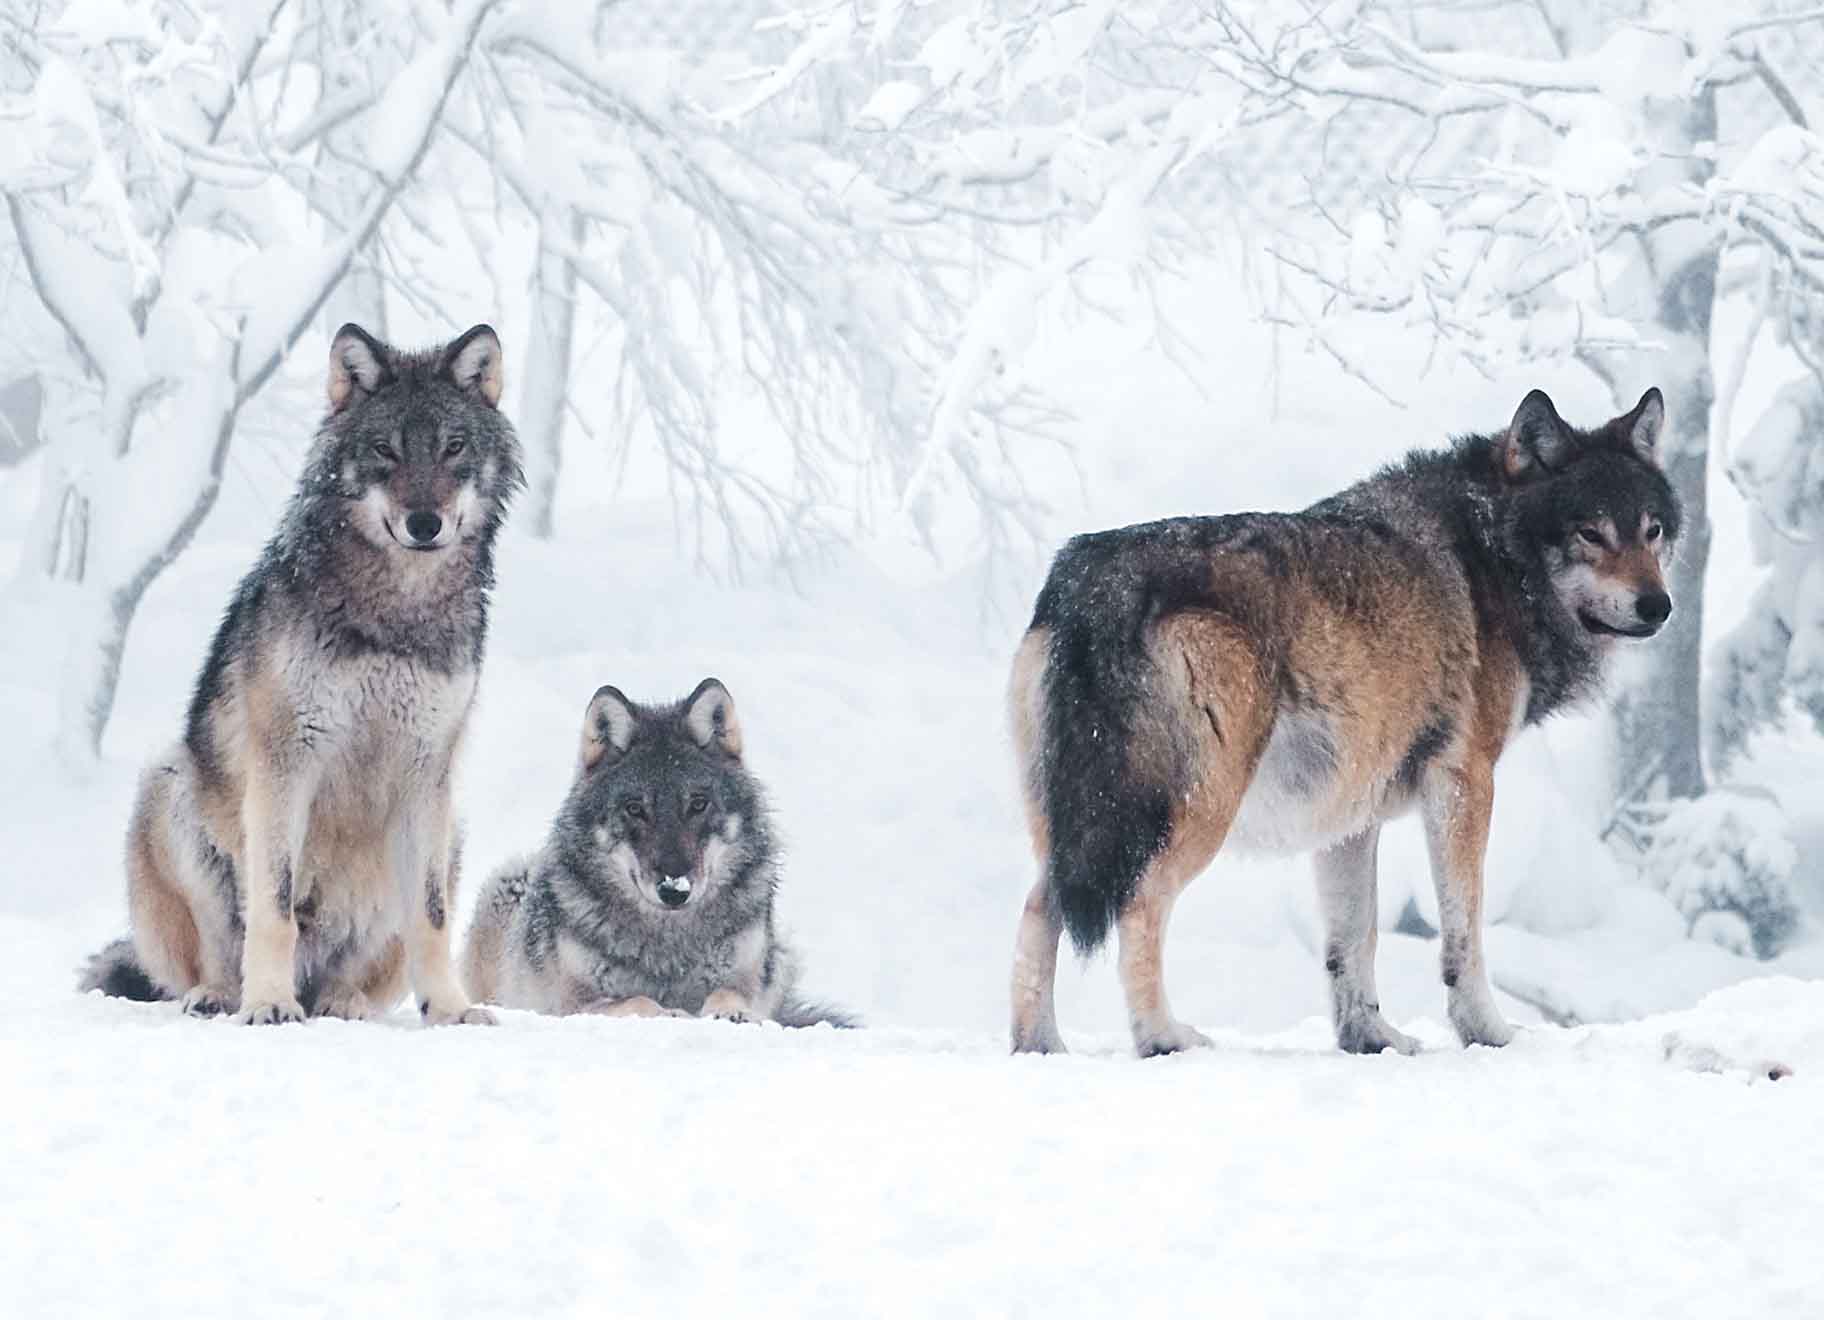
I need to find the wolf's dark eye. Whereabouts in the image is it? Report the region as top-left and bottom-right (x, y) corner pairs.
(443, 438), (467, 460)
(1577, 527), (1605, 547)
(687, 793), (709, 816)
(371, 440), (399, 463)
(623, 801), (648, 822)
(1645, 522), (1663, 543)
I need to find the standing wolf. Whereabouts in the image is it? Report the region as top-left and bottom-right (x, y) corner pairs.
(79, 323), (523, 1026)
(462, 679), (851, 1027)
(1009, 388), (1680, 1057)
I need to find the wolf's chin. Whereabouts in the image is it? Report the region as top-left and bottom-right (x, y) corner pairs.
(1577, 609), (1658, 640)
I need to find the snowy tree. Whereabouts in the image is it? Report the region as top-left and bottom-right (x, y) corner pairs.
(444, 3), (1067, 562)
(740, 1), (1253, 548)
(1203, 0), (1824, 809)
(1630, 786), (1802, 959)
(0, 0), (497, 761)
(1709, 276), (1824, 768)
(1213, 0), (1824, 810)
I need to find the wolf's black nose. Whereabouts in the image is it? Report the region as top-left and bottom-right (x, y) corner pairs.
(1636, 591), (1672, 625)
(657, 880), (690, 909)
(405, 511), (442, 543)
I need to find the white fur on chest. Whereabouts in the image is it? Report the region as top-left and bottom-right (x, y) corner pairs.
(271, 634), (475, 836)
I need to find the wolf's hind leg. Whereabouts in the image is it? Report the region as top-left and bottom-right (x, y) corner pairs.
(1314, 826), (1418, 1056)
(126, 764), (240, 1015)
(1010, 878), (1066, 1054)
(1420, 762), (1514, 1048)
(1117, 865), (1212, 1058)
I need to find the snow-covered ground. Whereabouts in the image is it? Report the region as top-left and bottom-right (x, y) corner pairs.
(5, 932), (1820, 1316)
(5, 294), (1823, 1316)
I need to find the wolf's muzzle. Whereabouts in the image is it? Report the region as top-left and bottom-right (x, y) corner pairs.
(404, 510), (444, 546)
(656, 875), (692, 908)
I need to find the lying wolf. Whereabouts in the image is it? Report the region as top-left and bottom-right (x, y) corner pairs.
(1008, 388), (1680, 1057)
(81, 323), (523, 1025)
(462, 679), (852, 1027)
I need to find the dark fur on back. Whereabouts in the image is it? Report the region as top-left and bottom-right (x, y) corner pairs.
(185, 338), (523, 788)
(1030, 412), (1680, 955)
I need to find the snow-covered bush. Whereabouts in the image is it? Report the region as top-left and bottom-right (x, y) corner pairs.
(1635, 788), (1802, 960)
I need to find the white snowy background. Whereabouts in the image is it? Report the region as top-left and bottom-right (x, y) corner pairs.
(4, 1), (1824, 1316)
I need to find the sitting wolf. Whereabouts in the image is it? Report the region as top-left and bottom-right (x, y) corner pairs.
(463, 679), (852, 1027)
(80, 323), (522, 1026)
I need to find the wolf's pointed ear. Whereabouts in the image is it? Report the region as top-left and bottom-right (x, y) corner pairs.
(1499, 389), (1573, 482)
(579, 685), (636, 777)
(327, 324), (391, 414)
(1618, 387), (1665, 466)
(683, 678), (742, 760)
(441, 324), (504, 409)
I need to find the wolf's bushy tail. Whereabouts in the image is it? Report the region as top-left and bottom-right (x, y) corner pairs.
(78, 937), (167, 1002)
(775, 995), (860, 1030)
(1030, 532), (1211, 956)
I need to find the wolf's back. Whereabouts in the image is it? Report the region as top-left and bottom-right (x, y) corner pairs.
(1025, 525), (1217, 954)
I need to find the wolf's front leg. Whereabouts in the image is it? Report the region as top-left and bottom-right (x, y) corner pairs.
(1420, 761), (1513, 1048)
(394, 781), (494, 1027)
(700, 924), (770, 1023)
(237, 767), (313, 1026)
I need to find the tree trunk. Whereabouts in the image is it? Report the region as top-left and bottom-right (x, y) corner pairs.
(1611, 87), (1717, 803)
(520, 208), (583, 539)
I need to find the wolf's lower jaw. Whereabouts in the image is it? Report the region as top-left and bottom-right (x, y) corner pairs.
(1577, 610), (1658, 640)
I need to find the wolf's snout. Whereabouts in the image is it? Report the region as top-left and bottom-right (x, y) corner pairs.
(1636, 590), (1672, 626)
(404, 510), (443, 545)
(657, 875), (692, 909)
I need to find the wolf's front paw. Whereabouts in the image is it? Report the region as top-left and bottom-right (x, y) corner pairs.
(420, 999), (497, 1027)
(181, 985), (237, 1018)
(1134, 1019), (1213, 1058)
(700, 990), (756, 1024)
(1336, 1009), (1421, 1056)
(238, 997), (306, 1026)
(1449, 989), (1515, 1048)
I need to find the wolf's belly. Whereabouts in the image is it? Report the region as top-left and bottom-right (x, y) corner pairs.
(1222, 709), (1413, 855)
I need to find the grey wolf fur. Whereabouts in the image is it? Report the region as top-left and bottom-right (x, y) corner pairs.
(79, 323), (523, 1026)
(1009, 388), (1680, 1057)
(462, 679), (853, 1028)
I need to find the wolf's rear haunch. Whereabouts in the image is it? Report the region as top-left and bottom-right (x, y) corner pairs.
(1009, 388), (1682, 1059)
(1018, 532), (1217, 956)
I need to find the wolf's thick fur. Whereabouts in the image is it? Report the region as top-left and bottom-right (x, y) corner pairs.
(462, 680), (853, 1028)
(79, 323), (523, 1026)
(1010, 388), (1680, 1057)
